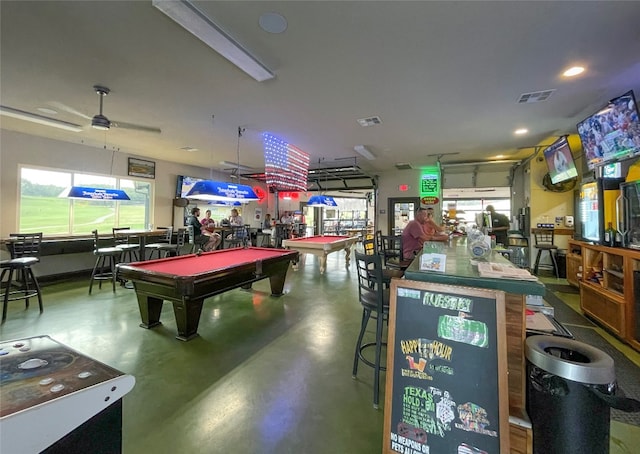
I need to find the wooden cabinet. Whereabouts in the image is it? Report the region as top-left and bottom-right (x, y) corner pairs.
(566, 242), (582, 287)
(568, 240), (640, 351)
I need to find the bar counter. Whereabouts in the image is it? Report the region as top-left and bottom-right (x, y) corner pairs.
(402, 237), (542, 453)
(404, 237), (545, 296)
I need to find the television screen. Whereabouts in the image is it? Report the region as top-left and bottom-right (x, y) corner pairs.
(602, 162), (622, 179)
(577, 90), (640, 169)
(177, 175), (205, 198)
(543, 136), (578, 184)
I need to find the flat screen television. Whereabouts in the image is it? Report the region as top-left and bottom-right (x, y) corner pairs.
(602, 162), (622, 179)
(176, 175), (205, 198)
(543, 136), (578, 184)
(577, 90), (640, 170)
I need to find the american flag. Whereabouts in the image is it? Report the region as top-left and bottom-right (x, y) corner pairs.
(263, 132), (310, 192)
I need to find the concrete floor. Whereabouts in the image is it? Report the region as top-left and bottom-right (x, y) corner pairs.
(1, 252), (639, 453)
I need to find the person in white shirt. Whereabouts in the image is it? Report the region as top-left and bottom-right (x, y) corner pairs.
(229, 208), (244, 226)
(280, 211), (294, 224)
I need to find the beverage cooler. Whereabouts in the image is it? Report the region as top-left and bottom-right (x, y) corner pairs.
(617, 180), (640, 249)
(577, 177), (624, 244)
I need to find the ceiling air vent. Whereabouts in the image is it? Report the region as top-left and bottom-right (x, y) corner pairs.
(517, 89), (556, 104)
(395, 162), (413, 170)
(357, 116), (382, 127)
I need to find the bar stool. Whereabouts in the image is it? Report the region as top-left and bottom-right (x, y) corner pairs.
(226, 225), (249, 248)
(533, 229), (559, 277)
(89, 230), (122, 294)
(155, 228), (186, 257)
(144, 227), (173, 259)
(113, 227), (139, 262)
(380, 235), (412, 271)
(352, 251), (389, 409)
(362, 237), (403, 286)
(1, 233), (43, 322)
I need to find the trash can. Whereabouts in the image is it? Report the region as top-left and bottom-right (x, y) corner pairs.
(525, 335), (640, 454)
(556, 249), (567, 278)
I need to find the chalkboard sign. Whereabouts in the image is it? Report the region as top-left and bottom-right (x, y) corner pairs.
(383, 280), (509, 454)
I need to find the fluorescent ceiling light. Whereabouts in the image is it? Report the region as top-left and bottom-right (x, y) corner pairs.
(514, 128), (528, 135)
(152, 0), (275, 82)
(220, 160), (255, 171)
(354, 145), (376, 160)
(1, 105), (83, 132)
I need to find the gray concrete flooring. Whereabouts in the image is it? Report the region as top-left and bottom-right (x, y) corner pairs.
(1, 251), (638, 453)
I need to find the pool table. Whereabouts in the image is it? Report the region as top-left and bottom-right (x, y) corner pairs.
(116, 247), (298, 341)
(281, 235), (359, 274)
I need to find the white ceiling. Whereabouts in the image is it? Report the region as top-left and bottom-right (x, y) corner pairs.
(1, 1), (639, 175)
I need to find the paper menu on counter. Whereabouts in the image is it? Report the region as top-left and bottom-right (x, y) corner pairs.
(420, 253), (446, 272)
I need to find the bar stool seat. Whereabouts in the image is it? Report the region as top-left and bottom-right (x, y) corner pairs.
(89, 230), (122, 294)
(1, 233), (43, 322)
(533, 229), (559, 277)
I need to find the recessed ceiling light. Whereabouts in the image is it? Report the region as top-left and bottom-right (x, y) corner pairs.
(563, 66), (585, 77)
(514, 128), (528, 135)
(259, 12), (287, 34)
(37, 107), (58, 115)
(180, 146), (199, 152)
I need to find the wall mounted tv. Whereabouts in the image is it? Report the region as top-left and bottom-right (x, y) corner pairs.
(577, 90), (640, 170)
(543, 136), (578, 184)
(176, 175), (205, 198)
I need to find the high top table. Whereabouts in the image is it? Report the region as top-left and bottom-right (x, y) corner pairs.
(113, 228), (169, 260)
(403, 237), (545, 454)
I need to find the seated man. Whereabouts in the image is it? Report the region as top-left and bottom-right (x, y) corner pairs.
(186, 207), (221, 251)
(402, 208), (448, 259)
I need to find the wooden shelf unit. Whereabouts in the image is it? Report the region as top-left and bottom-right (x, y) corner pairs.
(568, 240), (640, 351)
(566, 242), (582, 287)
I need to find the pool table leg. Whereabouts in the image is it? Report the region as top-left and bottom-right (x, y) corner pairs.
(171, 298), (203, 341)
(344, 246), (352, 268)
(268, 273), (288, 296)
(137, 295), (163, 329)
(318, 254), (328, 274)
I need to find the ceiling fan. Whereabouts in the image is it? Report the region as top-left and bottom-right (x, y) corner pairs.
(51, 85), (161, 134)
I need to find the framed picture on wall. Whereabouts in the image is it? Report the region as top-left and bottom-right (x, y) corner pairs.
(128, 158), (155, 179)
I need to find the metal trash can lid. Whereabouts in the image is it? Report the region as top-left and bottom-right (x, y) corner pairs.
(525, 335), (615, 384)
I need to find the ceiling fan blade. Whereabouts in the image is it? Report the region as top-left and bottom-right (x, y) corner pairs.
(110, 120), (161, 134)
(49, 101), (92, 120)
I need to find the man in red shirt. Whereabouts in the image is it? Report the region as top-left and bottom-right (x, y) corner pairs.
(402, 208), (448, 259)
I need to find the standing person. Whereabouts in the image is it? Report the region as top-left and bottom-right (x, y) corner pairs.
(186, 207), (220, 251)
(402, 208), (448, 260)
(229, 208), (244, 226)
(262, 213), (273, 230)
(486, 205), (510, 246)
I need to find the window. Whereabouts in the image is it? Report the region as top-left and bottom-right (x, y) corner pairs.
(442, 199), (511, 228)
(19, 166), (153, 236)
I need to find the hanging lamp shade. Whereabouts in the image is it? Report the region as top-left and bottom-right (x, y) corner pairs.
(185, 180), (259, 202)
(307, 195), (338, 207)
(60, 186), (130, 201)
